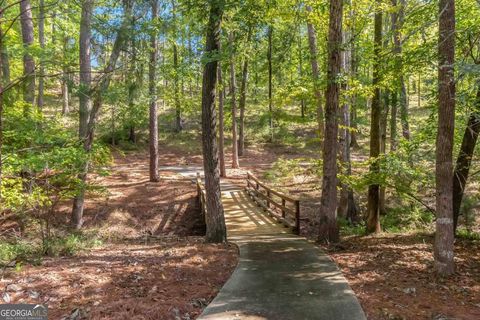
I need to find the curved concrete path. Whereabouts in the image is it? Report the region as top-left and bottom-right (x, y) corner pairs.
(160, 166), (365, 319)
(199, 183), (367, 320)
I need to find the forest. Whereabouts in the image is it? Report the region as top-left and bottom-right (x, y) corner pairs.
(0, 0), (479, 319)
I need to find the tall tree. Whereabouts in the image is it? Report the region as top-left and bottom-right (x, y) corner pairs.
(318, 0), (343, 243)
(149, 0), (160, 182)
(201, 0), (227, 243)
(238, 27), (252, 157)
(20, 0), (36, 109)
(37, 0), (45, 110)
(338, 7), (358, 224)
(172, 0), (182, 132)
(267, 26), (274, 142)
(229, 32), (240, 169)
(61, 36), (70, 115)
(78, 0), (92, 138)
(392, 0), (410, 140)
(306, 5), (325, 144)
(298, 25), (305, 118)
(217, 64), (227, 177)
(0, 10), (10, 84)
(453, 91), (480, 232)
(366, 0), (383, 234)
(435, 0), (456, 276)
(72, 0), (93, 228)
(72, 0), (132, 229)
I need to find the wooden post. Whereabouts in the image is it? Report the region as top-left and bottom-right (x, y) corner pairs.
(282, 199), (286, 218)
(294, 200), (300, 235)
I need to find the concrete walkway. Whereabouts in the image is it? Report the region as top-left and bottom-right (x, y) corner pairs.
(198, 182), (367, 320)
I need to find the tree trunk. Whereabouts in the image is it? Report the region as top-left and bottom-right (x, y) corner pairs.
(229, 33), (240, 169)
(392, 0), (410, 140)
(78, 0), (93, 138)
(149, 0), (160, 182)
(366, 0), (383, 234)
(20, 0), (36, 110)
(0, 11), (10, 84)
(267, 26), (274, 142)
(318, 0), (343, 243)
(62, 36), (70, 116)
(306, 5), (325, 145)
(72, 0), (131, 229)
(173, 42), (182, 132)
(71, 0), (93, 229)
(238, 59), (248, 157)
(238, 28), (251, 157)
(172, 1), (182, 132)
(390, 91), (398, 151)
(217, 64), (226, 177)
(201, 0), (227, 243)
(298, 26), (306, 118)
(37, 0), (45, 110)
(379, 91), (389, 216)
(453, 89), (480, 233)
(338, 12), (358, 223)
(435, 0), (456, 276)
(350, 36), (360, 149)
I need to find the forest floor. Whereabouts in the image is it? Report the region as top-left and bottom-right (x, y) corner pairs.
(2, 138), (480, 319)
(0, 146), (238, 320)
(161, 137), (480, 320)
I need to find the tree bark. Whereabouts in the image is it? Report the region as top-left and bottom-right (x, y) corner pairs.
(0, 10), (10, 84)
(306, 5), (325, 145)
(298, 26), (305, 118)
(172, 0), (182, 132)
(453, 90), (480, 233)
(366, 0), (383, 234)
(149, 0), (160, 182)
(20, 0), (36, 109)
(72, 0), (132, 229)
(392, 0), (410, 140)
(238, 28), (252, 157)
(62, 36), (70, 115)
(71, 0), (93, 229)
(37, 0), (45, 110)
(350, 30), (360, 149)
(78, 0), (93, 138)
(379, 92), (389, 215)
(435, 0), (456, 276)
(267, 26), (274, 142)
(229, 33), (240, 169)
(217, 64), (226, 177)
(390, 91), (398, 151)
(318, 0), (342, 243)
(201, 0), (227, 243)
(338, 12), (358, 224)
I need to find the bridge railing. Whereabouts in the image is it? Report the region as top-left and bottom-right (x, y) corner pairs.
(196, 172), (207, 215)
(245, 171), (301, 234)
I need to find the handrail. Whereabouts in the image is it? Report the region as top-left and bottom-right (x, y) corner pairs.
(245, 171), (301, 234)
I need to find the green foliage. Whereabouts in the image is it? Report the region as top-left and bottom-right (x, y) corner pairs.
(456, 229), (480, 241)
(381, 206), (434, 232)
(0, 232), (103, 266)
(2, 102), (111, 216)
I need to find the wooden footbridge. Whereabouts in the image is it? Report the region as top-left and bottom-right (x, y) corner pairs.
(197, 171), (302, 235)
(193, 170), (366, 320)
